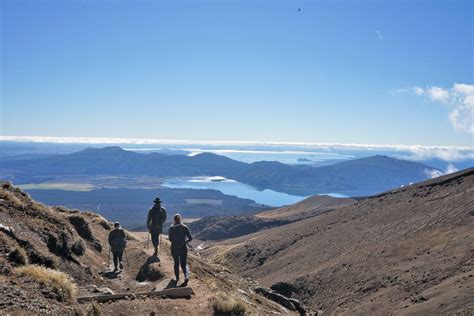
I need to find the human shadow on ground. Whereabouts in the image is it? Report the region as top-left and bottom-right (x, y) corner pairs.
(136, 255), (164, 282)
(103, 271), (120, 279)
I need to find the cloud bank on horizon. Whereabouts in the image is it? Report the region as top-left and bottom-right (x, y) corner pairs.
(1, 135), (473, 162)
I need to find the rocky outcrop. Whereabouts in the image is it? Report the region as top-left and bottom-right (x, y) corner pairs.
(254, 287), (306, 315)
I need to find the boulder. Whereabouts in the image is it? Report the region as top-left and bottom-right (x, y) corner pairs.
(255, 287), (306, 315)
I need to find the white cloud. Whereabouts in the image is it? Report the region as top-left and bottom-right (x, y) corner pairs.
(413, 86), (424, 96)
(424, 163), (459, 179)
(1, 136), (472, 162)
(427, 86), (450, 103)
(424, 168), (444, 179)
(446, 163), (459, 174)
(408, 83), (474, 134)
(395, 146), (474, 161)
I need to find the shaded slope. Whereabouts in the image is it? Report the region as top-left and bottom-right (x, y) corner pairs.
(189, 195), (355, 241)
(257, 195), (356, 221)
(189, 215), (292, 241)
(205, 168), (474, 314)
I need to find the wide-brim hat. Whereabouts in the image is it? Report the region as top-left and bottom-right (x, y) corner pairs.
(154, 197), (162, 203)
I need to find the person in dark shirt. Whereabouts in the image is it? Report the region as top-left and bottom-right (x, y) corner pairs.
(147, 197), (167, 256)
(168, 214), (192, 287)
(108, 222), (127, 272)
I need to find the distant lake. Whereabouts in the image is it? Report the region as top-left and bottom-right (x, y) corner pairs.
(162, 176), (347, 207)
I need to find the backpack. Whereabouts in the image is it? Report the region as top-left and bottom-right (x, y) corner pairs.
(149, 206), (166, 227)
(109, 229), (126, 251)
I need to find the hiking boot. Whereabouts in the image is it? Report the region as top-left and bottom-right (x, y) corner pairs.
(119, 262), (123, 270)
(113, 267), (118, 272)
(180, 279), (189, 287)
(153, 249), (158, 256)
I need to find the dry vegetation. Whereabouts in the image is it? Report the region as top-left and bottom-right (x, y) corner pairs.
(91, 214), (111, 230)
(16, 265), (78, 303)
(8, 246), (28, 266)
(85, 302), (101, 316)
(211, 295), (247, 315)
(0, 188), (25, 208)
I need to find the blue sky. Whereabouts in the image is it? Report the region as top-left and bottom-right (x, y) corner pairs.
(1, 0), (473, 146)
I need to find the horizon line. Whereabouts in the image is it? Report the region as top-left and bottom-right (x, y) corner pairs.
(1, 135), (473, 151)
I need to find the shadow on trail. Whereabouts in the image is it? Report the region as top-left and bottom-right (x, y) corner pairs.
(104, 271), (121, 279)
(136, 255), (164, 282)
(164, 279), (178, 289)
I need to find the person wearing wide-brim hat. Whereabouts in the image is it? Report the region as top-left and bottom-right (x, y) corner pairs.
(146, 197), (167, 256)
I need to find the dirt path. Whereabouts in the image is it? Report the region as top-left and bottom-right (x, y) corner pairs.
(78, 232), (292, 315)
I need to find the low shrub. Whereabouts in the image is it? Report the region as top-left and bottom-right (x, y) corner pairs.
(54, 206), (69, 213)
(68, 215), (94, 241)
(8, 246), (28, 265)
(0, 258), (13, 275)
(71, 240), (86, 256)
(2, 182), (12, 189)
(92, 215), (111, 230)
(16, 265), (77, 303)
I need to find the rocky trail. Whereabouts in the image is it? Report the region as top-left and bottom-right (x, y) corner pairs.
(76, 233), (295, 315)
(0, 182), (298, 315)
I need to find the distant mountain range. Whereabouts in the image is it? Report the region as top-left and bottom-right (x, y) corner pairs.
(1, 146), (442, 196)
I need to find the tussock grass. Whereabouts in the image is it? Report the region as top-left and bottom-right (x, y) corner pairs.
(16, 265), (77, 303)
(0, 189), (24, 208)
(31, 200), (49, 212)
(8, 246), (28, 266)
(86, 302), (101, 315)
(54, 206), (80, 214)
(92, 215), (111, 230)
(125, 230), (137, 240)
(212, 296), (247, 315)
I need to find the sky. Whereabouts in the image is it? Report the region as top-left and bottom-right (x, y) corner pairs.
(1, 0), (473, 147)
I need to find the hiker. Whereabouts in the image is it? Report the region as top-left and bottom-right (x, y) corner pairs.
(168, 213), (193, 287)
(147, 197), (167, 256)
(108, 222), (127, 272)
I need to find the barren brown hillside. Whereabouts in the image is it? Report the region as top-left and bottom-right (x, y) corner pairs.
(205, 168), (474, 315)
(257, 195), (356, 221)
(189, 195), (356, 241)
